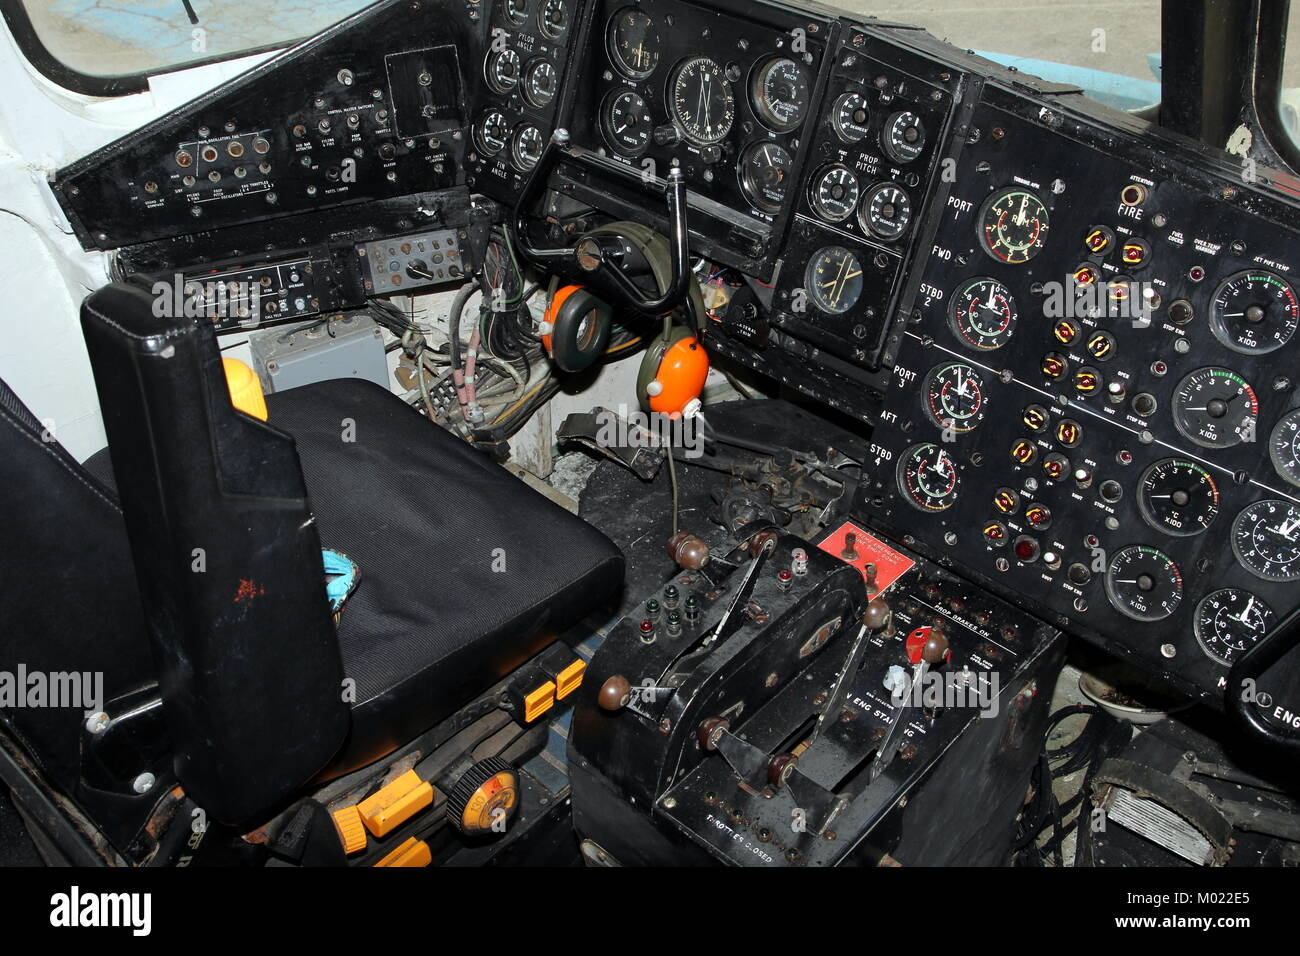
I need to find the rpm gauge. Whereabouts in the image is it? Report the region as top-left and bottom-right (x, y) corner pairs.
(1104, 546), (1183, 622)
(1232, 499), (1300, 582)
(897, 442), (960, 512)
(538, 0), (570, 40)
(948, 277), (1018, 350)
(923, 362), (987, 433)
(751, 57), (809, 132)
(805, 246), (863, 315)
(1171, 367), (1259, 449)
(607, 6), (660, 79)
(979, 187), (1050, 265)
(1209, 270), (1299, 355)
(1137, 458), (1219, 537)
(1269, 408), (1300, 488)
(602, 90), (653, 155)
(738, 142), (793, 213)
(859, 183), (912, 241)
(1195, 589), (1275, 666)
(669, 56), (734, 145)
(809, 164), (859, 222)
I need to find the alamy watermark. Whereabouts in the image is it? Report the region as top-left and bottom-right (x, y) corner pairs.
(593, 405), (706, 459)
(0, 665), (103, 713)
(152, 274), (262, 327)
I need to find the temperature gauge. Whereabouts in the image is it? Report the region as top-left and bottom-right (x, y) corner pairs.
(979, 187), (1050, 264)
(1104, 546), (1183, 622)
(1195, 589), (1275, 666)
(809, 165), (859, 222)
(949, 277), (1018, 350)
(897, 443), (960, 512)
(1137, 458), (1219, 537)
(1209, 270), (1299, 355)
(923, 362), (987, 433)
(1171, 367), (1258, 449)
(1232, 498), (1300, 581)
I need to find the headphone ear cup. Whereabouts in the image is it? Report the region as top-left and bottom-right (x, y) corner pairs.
(548, 289), (614, 373)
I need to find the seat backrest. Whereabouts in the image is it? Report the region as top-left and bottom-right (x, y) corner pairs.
(0, 378), (154, 797)
(80, 281), (349, 824)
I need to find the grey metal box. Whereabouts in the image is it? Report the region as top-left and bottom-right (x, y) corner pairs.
(249, 314), (389, 394)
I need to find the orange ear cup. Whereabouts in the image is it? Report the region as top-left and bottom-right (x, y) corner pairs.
(647, 335), (709, 418)
(541, 284), (585, 357)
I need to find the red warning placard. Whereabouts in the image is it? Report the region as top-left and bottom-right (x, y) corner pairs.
(817, 521), (915, 595)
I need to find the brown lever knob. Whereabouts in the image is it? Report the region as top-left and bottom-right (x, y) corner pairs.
(598, 675), (632, 712)
(667, 532), (710, 570)
(862, 597), (892, 632)
(921, 629), (951, 665)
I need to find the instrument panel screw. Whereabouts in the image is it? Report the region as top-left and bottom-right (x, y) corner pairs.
(132, 773), (156, 795)
(85, 713), (109, 735)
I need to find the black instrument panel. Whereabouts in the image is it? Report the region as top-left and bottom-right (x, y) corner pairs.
(859, 82), (1300, 708)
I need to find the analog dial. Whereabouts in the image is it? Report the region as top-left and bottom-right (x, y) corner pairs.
(485, 48), (521, 94)
(859, 183), (912, 241)
(1232, 499), (1300, 582)
(979, 187), (1050, 264)
(1209, 270), (1299, 355)
(738, 142), (793, 213)
(897, 442), (960, 512)
(505, 0), (529, 25)
(949, 277), (1018, 350)
(1269, 408), (1300, 488)
(805, 246), (863, 315)
(511, 125), (544, 171)
(669, 56), (735, 145)
(538, 0), (570, 40)
(602, 90), (653, 155)
(1195, 589), (1275, 666)
(1104, 546), (1183, 622)
(882, 111), (925, 163)
(751, 57), (809, 132)
(923, 362), (987, 433)
(1171, 367), (1258, 449)
(523, 59), (558, 108)
(1137, 458), (1219, 537)
(809, 164), (859, 222)
(607, 7), (660, 79)
(475, 110), (509, 156)
(831, 92), (870, 143)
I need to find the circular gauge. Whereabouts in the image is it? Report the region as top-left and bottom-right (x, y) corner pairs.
(601, 90), (653, 155)
(897, 442), (960, 512)
(607, 6), (660, 79)
(1269, 408), (1300, 488)
(809, 164), (859, 222)
(751, 57), (809, 132)
(978, 187), (1050, 265)
(523, 59), (558, 108)
(475, 110), (509, 156)
(511, 124), (544, 171)
(538, 0), (570, 40)
(923, 362), (987, 432)
(948, 277), (1018, 350)
(805, 246), (863, 315)
(1232, 498), (1300, 581)
(738, 141), (792, 213)
(859, 183), (912, 241)
(669, 56), (735, 146)
(1137, 458), (1220, 537)
(881, 111), (925, 163)
(831, 92), (870, 143)
(485, 48), (521, 94)
(1195, 589), (1275, 666)
(1209, 270), (1299, 355)
(1171, 367), (1259, 449)
(1104, 546), (1183, 622)
(505, 0), (530, 25)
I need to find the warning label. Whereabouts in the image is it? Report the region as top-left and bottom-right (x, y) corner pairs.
(817, 522), (916, 595)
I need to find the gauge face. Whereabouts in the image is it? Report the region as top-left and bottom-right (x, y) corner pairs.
(831, 92), (870, 143)
(511, 125), (544, 171)
(485, 48), (521, 94)
(805, 246), (863, 315)
(923, 362), (987, 433)
(1195, 589), (1275, 666)
(881, 111), (925, 164)
(1137, 458), (1220, 537)
(809, 164), (859, 222)
(669, 56), (735, 145)
(1210, 270), (1299, 355)
(1232, 499), (1300, 581)
(523, 59), (558, 108)
(538, 0), (569, 40)
(475, 110), (509, 156)
(607, 6), (660, 79)
(505, 0), (530, 24)
(751, 57), (809, 132)
(738, 142), (792, 213)
(601, 90), (653, 155)
(859, 183), (912, 241)
(979, 187), (1050, 265)
(1171, 367), (1259, 449)
(949, 277), (1018, 350)
(1104, 546), (1183, 622)
(897, 442), (960, 512)
(1269, 408), (1300, 488)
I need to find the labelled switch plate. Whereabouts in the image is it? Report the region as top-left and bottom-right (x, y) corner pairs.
(357, 228), (464, 293)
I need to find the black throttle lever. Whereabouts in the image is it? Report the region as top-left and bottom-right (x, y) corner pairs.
(508, 129), (692, 316)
